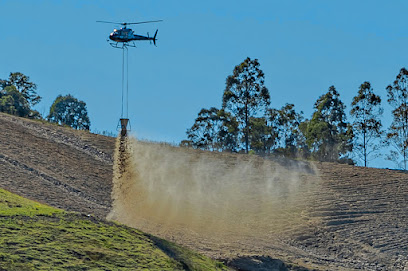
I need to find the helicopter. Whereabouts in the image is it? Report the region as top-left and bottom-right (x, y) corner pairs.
(97, 20), (162, 48)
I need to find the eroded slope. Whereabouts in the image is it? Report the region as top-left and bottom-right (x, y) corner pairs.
(0, 113), (115, 217)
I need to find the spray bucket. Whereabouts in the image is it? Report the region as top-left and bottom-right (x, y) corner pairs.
(119, 118), (129, 137)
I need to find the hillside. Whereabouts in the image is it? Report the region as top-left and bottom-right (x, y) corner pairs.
(0, 112), (115, 217)
(0, 188), (227, 270)
(1, 112), (408, 270)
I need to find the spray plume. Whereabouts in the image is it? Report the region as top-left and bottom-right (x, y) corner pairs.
(108, 137), (320, 246)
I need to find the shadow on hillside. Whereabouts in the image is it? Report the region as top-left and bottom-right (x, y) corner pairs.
(224, 255), (311, 271)
(225, 256), (309, 271)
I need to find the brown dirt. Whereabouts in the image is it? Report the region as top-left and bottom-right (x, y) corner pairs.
(0, 112), (407, 270)
(0, 112), (114, 217)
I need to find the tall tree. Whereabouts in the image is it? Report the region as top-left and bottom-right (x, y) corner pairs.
(47, 94), (90, 130)
(0, 86), (31, 117)
(1, 72), (41, 106)
(267, 103), (305, 157)
(222, 57), (270, 153)
(186, 107), (239, 152)
(386, 68), (408, 169)
(301, 86), (353, 163)
(350, 81), (383, 167)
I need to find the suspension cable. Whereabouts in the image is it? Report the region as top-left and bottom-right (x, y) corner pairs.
(126, 46), (129, 118)
(121, 46), (125, 118)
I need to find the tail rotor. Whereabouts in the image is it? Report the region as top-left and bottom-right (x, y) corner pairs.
(153, 29), (158, 46)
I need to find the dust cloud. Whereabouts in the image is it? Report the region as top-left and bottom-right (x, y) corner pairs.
(107, 137), (319, 241)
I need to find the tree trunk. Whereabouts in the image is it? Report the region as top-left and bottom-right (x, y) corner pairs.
(245, 104), (249, 154)
(363, 129), (367, 167)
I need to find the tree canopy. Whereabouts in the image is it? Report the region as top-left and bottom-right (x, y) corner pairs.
(386, 68), (408, 169)
(350, 81), (383, 167)
(0, 72), (41, 118)
(0, 86), (31, 117)
(0, 72), (93, 133)
(248, 117), (274, 154)
(1, 72), (41, 106)
(301, 86), (353, 163)
(267, 103), (305, 157)
(185, 107), (239, 152)
(222, 57), (270, 153)
(47, 94), (91, 130)
(181, 62), (408, 169)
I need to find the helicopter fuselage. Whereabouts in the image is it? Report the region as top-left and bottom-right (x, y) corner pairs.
(97, 20), (161, 47)
(109, 27), (156, 43)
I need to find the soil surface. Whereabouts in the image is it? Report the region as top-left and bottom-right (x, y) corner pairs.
(0, 113), (114, 217)
(1, 113), (407, 270)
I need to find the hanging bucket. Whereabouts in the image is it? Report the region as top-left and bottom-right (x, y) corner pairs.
(120, 118), (129, 137)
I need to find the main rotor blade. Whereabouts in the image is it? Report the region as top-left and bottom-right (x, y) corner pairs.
(96, 20), (123, 24)
(126, 20), (163, 25)
(96, 20), (162, 26)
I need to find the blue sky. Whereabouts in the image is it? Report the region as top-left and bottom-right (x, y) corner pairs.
(1, 0), (408, 168)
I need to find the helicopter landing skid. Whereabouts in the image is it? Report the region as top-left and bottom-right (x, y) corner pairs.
(108, 41), (137, 49)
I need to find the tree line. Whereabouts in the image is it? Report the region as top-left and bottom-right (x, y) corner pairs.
(182, 57), (408, 169)
(0, 72), (90, 130)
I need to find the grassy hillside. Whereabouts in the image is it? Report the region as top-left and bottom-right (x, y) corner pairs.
(0, 188), (227, 270)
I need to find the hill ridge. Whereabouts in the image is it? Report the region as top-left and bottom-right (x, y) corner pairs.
(0, 113), (114, 164)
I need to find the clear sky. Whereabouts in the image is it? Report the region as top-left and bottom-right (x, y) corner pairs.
(1, 0), (408, 168)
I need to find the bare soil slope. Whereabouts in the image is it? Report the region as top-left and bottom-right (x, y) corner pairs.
(283, 163), (408, 270)
(1, 113), (407, 270)
(0, 112), (115, 217)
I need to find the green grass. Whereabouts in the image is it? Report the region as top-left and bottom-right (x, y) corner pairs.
(0, 189), (61, 216)
(0, 189), (228, 270)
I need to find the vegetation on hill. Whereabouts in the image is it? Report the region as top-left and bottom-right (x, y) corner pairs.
(0, 188), (227, 270)
(350, 81), (383, 167)
(386, 67), (408, 169)
(3, 64), (408, 168)
(0, 72), (90, 130)
(184, 58), (354, 164)
(0, 72), (41, 119)
(47, 94), (91, 130)
(183, 59), (408, 169)
(301, 85), (353, 164)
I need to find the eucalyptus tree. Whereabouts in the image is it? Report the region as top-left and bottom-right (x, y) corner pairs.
(1, 72), (41, 106)
(186, 107), (239, 152)
(222, 57), (270, 153)
(301, 86), (353, 163)
(350, 81), (383, 167)
(267, 103), (305, 157)
(386, 68), (408, 169)
(0, 86), (31, 117)
(48, 94), (90, 130)
(0, 72), (42, 118)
